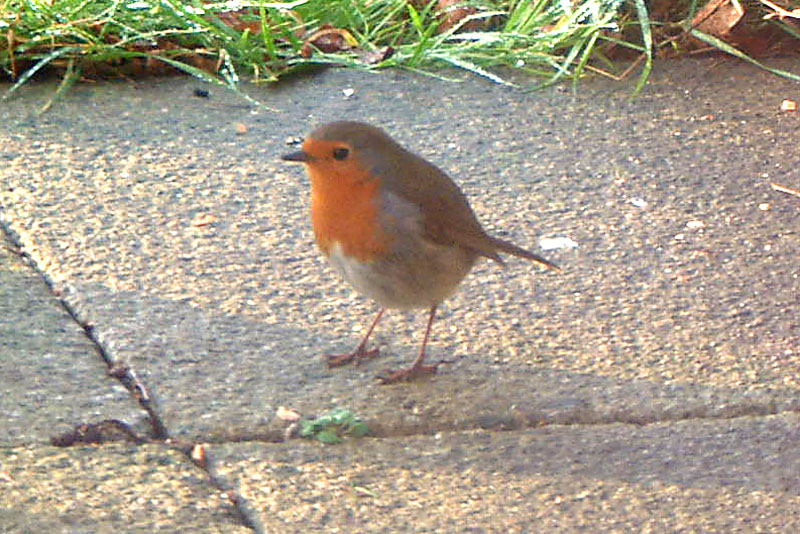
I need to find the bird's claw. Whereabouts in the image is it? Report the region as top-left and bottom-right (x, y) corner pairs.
(325, 347), (380, 368)
(376, 358), (455, 384)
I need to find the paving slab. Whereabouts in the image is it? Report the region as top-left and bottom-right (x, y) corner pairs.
(0, 235), (144, 446)
(1, 57), (799, 532)
(211, 412), (800, 533)
(2, 60), (798, 438)
(0, 443), (250, 534)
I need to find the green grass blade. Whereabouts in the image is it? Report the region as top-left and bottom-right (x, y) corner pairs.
(39, 57), (80, 114)
(631, 0), (652, 97)
(3, 46), (80, 101)
(773, 19), (800, 41)
(572, 30), (599, 90)
(148, 53), (275, 110)
(259, 6), (277, 60)
(432, 53), (516, 86)
(690, 29), (800, 82)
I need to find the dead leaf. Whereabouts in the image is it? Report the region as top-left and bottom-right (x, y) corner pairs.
(437, 0), (480, 33)
(300, 26), (358, 58)
(360, 46), (395, 65)
(692, 0), (744, 37)
(214, 9), (262, 35)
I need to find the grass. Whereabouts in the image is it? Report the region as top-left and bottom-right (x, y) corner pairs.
(0, 0), (645, 97)
(1, 0), (798, 105)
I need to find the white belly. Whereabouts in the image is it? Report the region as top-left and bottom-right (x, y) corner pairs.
(327, 240), (476, 309)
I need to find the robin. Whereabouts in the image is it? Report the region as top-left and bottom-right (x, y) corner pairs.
(282, 121), (559, 383)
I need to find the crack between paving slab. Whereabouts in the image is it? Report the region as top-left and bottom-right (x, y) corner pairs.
(60, 303), (170, 440)
(174, 402), (797, 447)
(0, 222), (168, 440)
(2, 223), (264, 533)
(178, 442), (266, 534)
(359, 401), (795, 438)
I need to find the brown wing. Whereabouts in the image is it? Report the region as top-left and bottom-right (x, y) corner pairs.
(368, 144), (501, 259)
(340, 122), (559, 271)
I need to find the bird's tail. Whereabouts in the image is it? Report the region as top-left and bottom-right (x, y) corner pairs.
(491, 236), (561, 272)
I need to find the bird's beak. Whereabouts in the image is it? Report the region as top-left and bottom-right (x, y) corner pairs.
(281, 150), (312, 162)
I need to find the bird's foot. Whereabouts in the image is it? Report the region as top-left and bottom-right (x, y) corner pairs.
(325, 346), (380, 368)
(376, 359), (454, 384)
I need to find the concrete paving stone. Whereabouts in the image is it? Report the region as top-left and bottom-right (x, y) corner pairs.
(1, 61), (797, 396)
(211, 413), (800, 533)
(0, 443), (251, 534)
(1, 58), (798, 441)
(0, 238), (145, 446)
(57, 281), (799, 443)
(1, 57), (799, 533)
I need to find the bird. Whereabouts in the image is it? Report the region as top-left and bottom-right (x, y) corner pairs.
(281, 121), (559, 383)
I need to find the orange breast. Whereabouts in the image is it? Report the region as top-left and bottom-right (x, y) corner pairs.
(308, 164), (390, 263)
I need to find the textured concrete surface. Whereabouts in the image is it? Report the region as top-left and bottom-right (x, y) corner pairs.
(211, 413), (800, 532)
(1, 57), (799, 532)
(0, 236), (144, 446)
(0, 444), (250, 534)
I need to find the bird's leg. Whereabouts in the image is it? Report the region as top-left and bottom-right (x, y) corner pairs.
(326, 309), (384, 368)
(378, 305), (447, 384)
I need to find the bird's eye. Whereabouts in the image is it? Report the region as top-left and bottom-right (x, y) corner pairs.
(332, 148), (349, 161)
